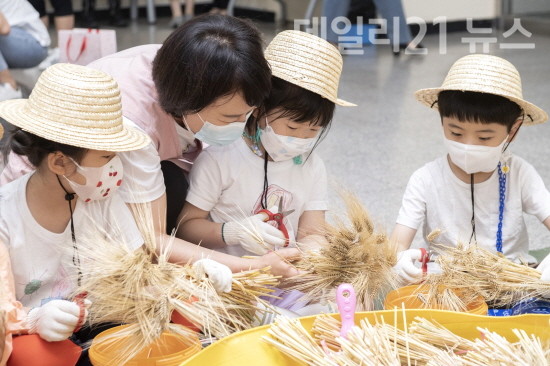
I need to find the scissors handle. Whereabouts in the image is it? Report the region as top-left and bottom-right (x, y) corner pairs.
(419, 248), (430, 274)
(256, 209), (290, 247)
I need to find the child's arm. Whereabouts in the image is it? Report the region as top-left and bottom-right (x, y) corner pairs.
(176, 201), (300, 278)
(177, 202), (225, 249)
(390, 224), (418, 252)
(296, 210), (327, 250)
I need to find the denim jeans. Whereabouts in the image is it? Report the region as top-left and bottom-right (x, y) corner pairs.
(322, 0), (412, 45)
(0, 26), (48, 71)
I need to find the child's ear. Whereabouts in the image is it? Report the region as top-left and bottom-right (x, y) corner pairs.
(46, 152), (72, 176)
(507, 118), (524, 143)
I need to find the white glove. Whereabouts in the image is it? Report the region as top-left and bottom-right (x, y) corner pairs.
(27, 299), (88, 342)
(537, 254), (550, 282)
(193, 258), (233, 293)
(393, 249), (423, 284)
(222, 207), (286, 255)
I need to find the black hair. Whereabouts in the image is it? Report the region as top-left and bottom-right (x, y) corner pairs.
(437, 90), (523, 131)
(152, 14), (272, 118)
(3, 127), (87, 168)
(246, 77), (335, 140)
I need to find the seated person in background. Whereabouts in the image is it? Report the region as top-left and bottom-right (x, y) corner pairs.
(0, 0), (50, 101)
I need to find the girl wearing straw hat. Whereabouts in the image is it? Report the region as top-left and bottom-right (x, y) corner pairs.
(390, 54), (550, 284)
(0, 15), (300, 280)
(0, 63), (234, 365)
(178, 31), (355, 262)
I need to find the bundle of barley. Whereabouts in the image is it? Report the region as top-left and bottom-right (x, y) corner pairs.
(262, 317), (333, 366)
(286, 191), (399, 310)
(266, 314), (550, 366)
(265, 313), (463, 366)
(424, 242), (550, 307)
(408, 317), (474, 353)
(72, 202), (279, 364)
(462, 327), (550, 366)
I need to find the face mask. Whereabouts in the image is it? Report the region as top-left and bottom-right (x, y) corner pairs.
(259, 118), (318, 162)
(444, 135), (508, 174)
(64, 155), (124, 202)
(188, 110), (253, 147)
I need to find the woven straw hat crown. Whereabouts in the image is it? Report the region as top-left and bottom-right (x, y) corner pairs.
(265, 30), (355, 107)
(415, 54), (547, 125)
(0, 63), (150, 151)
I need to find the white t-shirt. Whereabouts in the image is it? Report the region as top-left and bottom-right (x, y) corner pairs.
(0, 0), (50, 47)
(186, 138), (328, 257)
(396, 154), (550, 262)
(95, 117), (165, 204)
(0, 173), (143, 308)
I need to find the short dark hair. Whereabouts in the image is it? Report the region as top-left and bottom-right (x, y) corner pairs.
(3, 127), (86, 168)
(247, 77), (335, 134)
(437, 90), (523, 131)
(152, 14), (271, 117)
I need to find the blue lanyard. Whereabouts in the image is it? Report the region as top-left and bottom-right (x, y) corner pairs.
(496, 162), (507, 253)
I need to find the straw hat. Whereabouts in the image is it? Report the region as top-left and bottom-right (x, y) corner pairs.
(0, 123), (3, 140)
(0, 63), (151, 151)
(415, 54), (547, 125)
(265, 30), (356, 107)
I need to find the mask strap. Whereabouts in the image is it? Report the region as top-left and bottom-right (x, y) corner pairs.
(260, 153), (269, 210)
(502, 113), (524, 154)
(196, 113), (207, 126)
(469, 173), (477, 245)
(181, 115), (193, 132)
(56, 175), (82, 287)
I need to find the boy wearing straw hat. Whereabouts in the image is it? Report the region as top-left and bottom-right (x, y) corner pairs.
(391, 54), (550, 284)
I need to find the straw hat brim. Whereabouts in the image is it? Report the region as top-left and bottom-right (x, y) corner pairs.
(0, 99), (151, 152)
(335, 98), (357, 107)
(0, 122), (3, 139)
(415, 87), (548, 126)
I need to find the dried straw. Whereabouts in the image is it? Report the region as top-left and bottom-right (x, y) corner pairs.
(286, 191), (399, 310)
(72, 202), (280, 364)
(265, 314), (550, 366)
(424, 242), (550, 307)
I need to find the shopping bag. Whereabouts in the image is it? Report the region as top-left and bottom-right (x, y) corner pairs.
(58, 28), (117, 66)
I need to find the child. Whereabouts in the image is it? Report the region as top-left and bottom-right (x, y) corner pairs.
(177, 30), (355, 257)
(0, 64), (231, 365)
(391, 54), (550, 283)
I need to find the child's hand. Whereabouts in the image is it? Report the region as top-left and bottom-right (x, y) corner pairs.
(223, 214), (286, 255)
(26, 299), (88, 342)
(192, 258), (233, 293)
(257, 248), (301, 278)
(393, 249), (423, 283)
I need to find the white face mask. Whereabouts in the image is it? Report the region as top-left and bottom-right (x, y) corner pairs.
(259, 118), (318, 162)
(64, 155), (124, 202)
(444, 135), (509, 174)
(188, 110), (253, 147)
